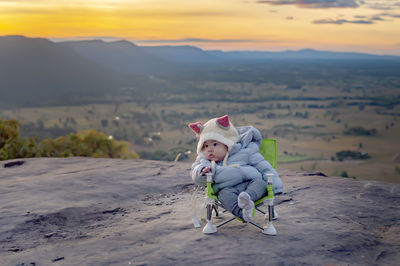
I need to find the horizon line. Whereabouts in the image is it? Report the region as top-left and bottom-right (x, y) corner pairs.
(2, 34), (400, 57)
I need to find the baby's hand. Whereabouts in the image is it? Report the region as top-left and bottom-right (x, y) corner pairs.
(200, 166), (211, 176)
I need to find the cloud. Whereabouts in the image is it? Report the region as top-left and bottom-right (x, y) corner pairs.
(312, 18), (374, 24)
(256, 0), (400, 10)
(378, 12), (400, 18)
(366, 1), (400, 10)
(51, 36), (125, 42)
(257, 0), (295, 5)
(50, 37), (276, 46)
(256, 0), (360, 8)
(312, 7), (400, 25)
(50, 37), (262, 44)
(136, 38), (265, 44)
(369, 16), (384, 21)
(354, 14), (385, 21)
(353, 11), (400, 20)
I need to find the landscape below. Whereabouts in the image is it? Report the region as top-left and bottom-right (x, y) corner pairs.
(1, 35), (399, 183)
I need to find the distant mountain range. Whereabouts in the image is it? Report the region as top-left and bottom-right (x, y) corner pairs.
(60, 38), (400, 71)
(59, 37), (400, 73)
(209, 48), (399, 60)
(1, 35), (399, 107)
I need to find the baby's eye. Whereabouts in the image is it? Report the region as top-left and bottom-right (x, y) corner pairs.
(205, 144), (208, 148)
(213, 143), (217, 147)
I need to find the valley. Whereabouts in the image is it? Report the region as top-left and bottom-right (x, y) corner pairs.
(2, 78), (399, 183)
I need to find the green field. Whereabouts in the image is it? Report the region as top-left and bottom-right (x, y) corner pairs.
(1, 77), (399, 184)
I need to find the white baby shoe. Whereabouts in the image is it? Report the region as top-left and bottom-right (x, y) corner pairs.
(238, 192), (254, 222)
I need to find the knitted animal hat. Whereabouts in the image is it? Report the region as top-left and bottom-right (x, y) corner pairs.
(188, 115), (239, 155)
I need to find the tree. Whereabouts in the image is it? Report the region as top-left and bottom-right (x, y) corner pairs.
(0, 118), (39, 160)
(101, 119), (109, 128)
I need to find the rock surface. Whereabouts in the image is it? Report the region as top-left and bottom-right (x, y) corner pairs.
(0, 157), (399, 265)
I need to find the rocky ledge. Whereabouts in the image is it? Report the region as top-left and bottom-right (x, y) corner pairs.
(1, 157), (399, 265)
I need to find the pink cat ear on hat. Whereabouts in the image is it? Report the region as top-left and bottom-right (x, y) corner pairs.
(189, 122), (204, 134)
(216, 115), (230, 128)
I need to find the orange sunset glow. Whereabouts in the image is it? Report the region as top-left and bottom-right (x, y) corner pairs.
(1, 0), (400, 55)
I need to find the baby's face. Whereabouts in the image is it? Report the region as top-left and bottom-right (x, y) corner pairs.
(202, 140), (228, 162)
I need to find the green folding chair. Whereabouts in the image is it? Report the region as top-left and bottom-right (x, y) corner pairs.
(193, 138), (279, 235)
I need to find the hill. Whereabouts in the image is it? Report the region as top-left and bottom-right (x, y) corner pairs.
(0, 36), (155, 107)
(60, 39), (174, 74)
(2, 35), (400, 107)
(60, 38), (400, 81)
(143, 45), (218, 64)
(1, 157), (399, 265)
(0, 36), (115, 106)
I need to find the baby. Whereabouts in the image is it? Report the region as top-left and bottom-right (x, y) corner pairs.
(189, 115), (283, 222)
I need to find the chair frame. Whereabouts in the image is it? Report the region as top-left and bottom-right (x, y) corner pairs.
(199, 138), (279, 235)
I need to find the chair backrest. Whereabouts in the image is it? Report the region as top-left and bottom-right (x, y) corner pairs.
(259, 138), (277, 169)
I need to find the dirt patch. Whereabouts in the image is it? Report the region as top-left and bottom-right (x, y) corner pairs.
(1, 206), (127, 253)
(393, 153), (400, 163)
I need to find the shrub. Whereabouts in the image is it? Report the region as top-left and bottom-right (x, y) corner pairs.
(396, 166), (400, 175)
(295, 111), (309, 119)
(340, 170), (349, 178)
(0, 118), (138, 160)
(101, 119), (109, 128)
(38, 129), (139, 159)
(343, 127), (376, 136)
(335, 150), (371, 161)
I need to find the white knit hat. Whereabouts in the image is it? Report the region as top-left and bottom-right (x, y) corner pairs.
(188, 115), (239, 155)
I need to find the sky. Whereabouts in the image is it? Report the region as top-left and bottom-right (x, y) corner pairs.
(1, 0), (400, 55)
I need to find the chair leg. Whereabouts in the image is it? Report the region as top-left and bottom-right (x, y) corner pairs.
(213, 205), (219, 217)
(263, 203), (277, 235)
(273, 206), (278, 220)
(203, 204), (217, 234)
